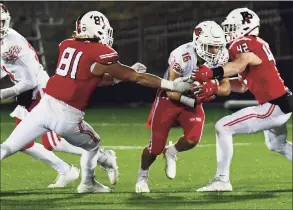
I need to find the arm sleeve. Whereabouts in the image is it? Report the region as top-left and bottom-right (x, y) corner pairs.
(168, 50), (185, 76)
(8, 54), (38, 95)
(94, 44), (119, 65)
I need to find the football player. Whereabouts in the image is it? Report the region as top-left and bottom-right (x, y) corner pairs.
(0, 3), (80, 188)
(135, 21), (231, 193)
(0, 10), (192, 193)
(194, 8), (292, 192)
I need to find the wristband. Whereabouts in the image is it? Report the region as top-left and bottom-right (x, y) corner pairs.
(212, 66), (224, 81)
(179, 95), (196, 108)
(160, 79), (174, 91)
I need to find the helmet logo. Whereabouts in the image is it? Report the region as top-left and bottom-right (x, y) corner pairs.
(1, 4), (8, 13)
(194, 27), (202, 37)
(240, 11), (253, 24)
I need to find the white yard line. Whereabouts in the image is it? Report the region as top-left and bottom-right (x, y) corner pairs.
(1, 122), (292, 127)
(103, 142), (252, 150)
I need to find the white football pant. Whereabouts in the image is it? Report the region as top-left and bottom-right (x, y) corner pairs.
(1, 94), (101, 183)
(214, 102), (292, 180)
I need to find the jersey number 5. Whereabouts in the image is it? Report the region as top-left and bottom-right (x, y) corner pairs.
(56, 47), (83, 79)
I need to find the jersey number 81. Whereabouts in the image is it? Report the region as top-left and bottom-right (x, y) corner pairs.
(56, 47), (83, 79)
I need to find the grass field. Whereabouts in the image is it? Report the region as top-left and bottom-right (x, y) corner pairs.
(0, 107), (292, 210)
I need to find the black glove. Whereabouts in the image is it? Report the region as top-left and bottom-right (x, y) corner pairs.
(16, 89), (33, 109)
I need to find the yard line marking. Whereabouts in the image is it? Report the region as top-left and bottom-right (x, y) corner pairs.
(103, 143), (252, 150)
(1, 121), (292, 127)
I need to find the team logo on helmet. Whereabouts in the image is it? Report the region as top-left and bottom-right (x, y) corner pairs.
(194, 27), (203, 37)
(240, 11), (253, 24)
(1, 4), (8, 13)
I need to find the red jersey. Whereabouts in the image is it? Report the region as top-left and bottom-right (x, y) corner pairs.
(46, 39), (118, 110)
(229, 35), (287, 104)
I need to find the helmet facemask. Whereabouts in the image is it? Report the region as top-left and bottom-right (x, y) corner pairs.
(198, 41), (225, 64)
(222, 23), (238, 42)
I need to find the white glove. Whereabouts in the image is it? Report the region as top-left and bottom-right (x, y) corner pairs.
(131, 62), (147, 73)
(172, 76), (193, 93)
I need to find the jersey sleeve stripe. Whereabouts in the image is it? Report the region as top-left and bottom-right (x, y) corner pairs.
(99, 53), (118, 58)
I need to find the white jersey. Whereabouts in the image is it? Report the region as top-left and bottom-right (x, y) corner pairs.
(0, 28), (49, 119)
(164, 42), (229, 79)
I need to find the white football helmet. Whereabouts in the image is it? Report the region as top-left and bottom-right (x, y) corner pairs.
(75, 11), (113, 46)
(0, 3), (11, 39)
(222, 8), (260, 42)
(193, 21), (226, 64)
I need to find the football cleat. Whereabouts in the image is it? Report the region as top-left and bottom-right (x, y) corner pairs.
(196, 177), (233, 192)
(77, 179), (112, 193)
(135, 175), (150, 193)
(164, 146), (177, 179)
(99, 149), (119, 185)
(48, 165), (80, 188)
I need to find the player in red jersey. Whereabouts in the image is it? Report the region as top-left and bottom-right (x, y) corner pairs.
(0, 11), (192, 193)
(194, 8), (292, 192)
(135, 21), (231, 193)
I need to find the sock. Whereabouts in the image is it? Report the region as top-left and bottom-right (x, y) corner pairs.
(23, 143), (71, 174)
(215, 129), (233, 182)
(80, 149), (99, 184)
(54, 138), (85, 155)
(138, 168), (148, 177)
(167, 144), (179, 156)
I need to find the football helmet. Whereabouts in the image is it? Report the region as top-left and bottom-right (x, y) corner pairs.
(75, 11), (113, 46)
(0, 3), (11, 39)
(222, 8), (260, 42)
(193, 21), (226, 64)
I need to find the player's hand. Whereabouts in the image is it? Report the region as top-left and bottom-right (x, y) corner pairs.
(191, 81), (203, 96)
(172, 76), (193, 93)
(198, 80), (219, 98)
(192, 65), (213, 82)
(131, 62), (147, 73)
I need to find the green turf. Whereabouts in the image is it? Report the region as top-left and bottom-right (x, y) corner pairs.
(1, 107), (292, 209)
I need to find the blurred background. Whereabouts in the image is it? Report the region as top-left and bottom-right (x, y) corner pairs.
(1, 1), (293, 108)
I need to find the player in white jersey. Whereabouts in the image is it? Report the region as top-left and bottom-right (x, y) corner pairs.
(136, 21), (231, 193)
(0, 3), (119, 187)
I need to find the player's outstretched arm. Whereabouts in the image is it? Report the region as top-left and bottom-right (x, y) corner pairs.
(193, 52), (262, 81)
(97, 62), (148, 87)
(92, 62), (192, 93)
(220, 52), (262, 77)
